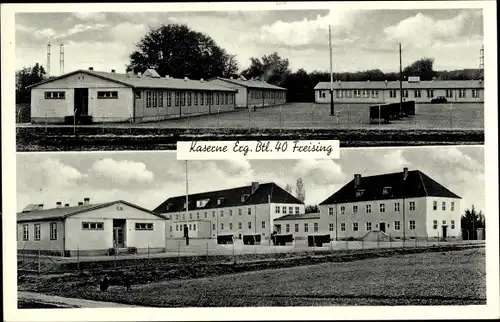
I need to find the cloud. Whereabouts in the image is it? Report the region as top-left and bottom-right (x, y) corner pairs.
(292, 159), (346, 185)
(73, 12), (107, 22)
(39, 158), (86, 187)
(90, 158), (154, 185)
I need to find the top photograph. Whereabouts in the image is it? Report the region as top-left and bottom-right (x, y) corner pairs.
(12, 6), (486, 151)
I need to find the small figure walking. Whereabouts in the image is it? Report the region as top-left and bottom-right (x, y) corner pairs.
(123, 274), (132, 291)
(100, 275), (110, 292)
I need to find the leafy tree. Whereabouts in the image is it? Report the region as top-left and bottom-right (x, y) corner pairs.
(402, 57), (437, 80)
(127, 24), (239, 79)
(16, 63), (47, 104)
(241, 52), (291, 85)
(305, 205), (319, 213)
(461, 205), (485, 240)
(284, 184), (293, 195)
(295, 178), (306, 203)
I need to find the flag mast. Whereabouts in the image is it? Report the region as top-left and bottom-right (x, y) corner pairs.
(329, 25), (335, 116)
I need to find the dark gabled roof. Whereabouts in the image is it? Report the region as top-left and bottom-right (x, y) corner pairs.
(274, 212), (320, 221)
(153, 182), (303, 214)
(17, 200), (165, 223)
(210, 77), (287, 90)
(319, 170), (461, 205)
(27, 70), (237, 92)
(314, 80), (484, 90)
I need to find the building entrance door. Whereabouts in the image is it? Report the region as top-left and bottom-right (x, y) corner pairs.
(441, 225), (448, 240)
(74, 88), (89, 116)
(113, 219), (125, 248)
(379, 222), (386, 233)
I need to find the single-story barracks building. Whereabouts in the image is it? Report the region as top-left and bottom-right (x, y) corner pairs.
(154, 182), (304, 241)
(314, 79), (484, 104)
(273, 212), (321, 240)
(318, 168), (462, 241)
(209, 77), (287, 109)
(28, 68), (237, 124)
(17, 198), (167, 256)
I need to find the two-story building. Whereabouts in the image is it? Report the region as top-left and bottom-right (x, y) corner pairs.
(318, 168), (462, 241)
(154, 182), (305, 241)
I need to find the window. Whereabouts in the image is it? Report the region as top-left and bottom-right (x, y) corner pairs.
(288, 206), (293, 214)
(221, 223), (224, 230)
(345, 90), (352, 98)
(212, 211), (215, 218)
(189, 224), (192, 231)
(176, 224), (178, 231)
(82, 222), (104, 230)
(328, 207), (334, 216)
(414, 90), (421, 98)
(238, 222), (242, 229)
(371, 90), (379, 98)
(380, 204), (385, 213)
(340, 223), (346, 231)
(433, 201), (437, 210)
(458, 89), (466, 98)
(181, 92), (186, 106)
(97, 91), (118, 99)
(229, 223), (233, 230)
(394, 202), (400, 212)
(353, 223), (359, 231)
(194, 92), (198, 106)
(362, 90), (369, 98)
(451, 202), (455, 211)
(340, 206), (345, 215)
(167, 92), (172, 106)
(409, 201), (415, 211)
(248, 222), (252, 229)
(442, 202), (446, 211)
(433, 220), (438, 229)
(304, 223), (309, 232)
(225, 93), (228, 104)
(189, 213), (192, 220)
(34, 224), (41, 241)
(366, 204), (372, 213)
(403, 90), (409, 98)
(44, 91), (65, 99)
(295, 207), (300, 214)
(182, 214), (185, 220)
(472, 89), (479, 98)
(276, 206), (280, 213)
(158, 92), (163, 107)
(409, 220), (416, 230)
(193, 224), (197, 231)
(451, 220), (455, 229)
(238, 209), (242, 216)
(175, 92), (180, 106)
(197, 212), (200, 219)
(389, 90), (397, 98)
(229, 209), (233, 216)
(152, 91), (157, 107)
(336, 90), (343, 98)
(354, 90), (361, 98)
(353, 205), (358, 214)
(220, 210), (224, 217)
(135, 223), (153, 230)
(248, 208), (252, 215)
(229, 94), (233, 104)
(282, 206), (286, 214)
(394, 221), (401, 230)
(312, 222), (318, 232)
(442, 220), (446, 225)
(286, 224), (290, 233)
(356, 189), (365, 197)
(446, 89), (453, 98)
(329, 223), (334, 231)
(206, 93), (210, 105)
(295, 224), (299, 232)
(204, 212), (207, 218)
(187, 92), (192, 106)
(262, 221), (266, 229)
(200, 92), (204, 105)
(427, 89), (434, 98)
(365, 222), (372, 231)
(176, 214), (179, 221)
(216, 93), (220, 105)
(383, 187), (392, 195)
(213, 224), (216, 231)
(23, 224), (29, 241)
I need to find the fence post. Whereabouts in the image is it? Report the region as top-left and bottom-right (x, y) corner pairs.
(389, 234), (392, 249)
(206, 241), (209, 265)
(437, 231), (440, 247)
(77, 246), (80, 272)
(37, 249), (41, 274)
(147, 245), (150, 266)
(177, 240), (180, 265)
(129, 114), (133, 135)
(330, 238), (333, 253)
(279, 104), (282, 134)
(114, 245), (117, 267)
(232, 237), (236, 264)
(377, 232), (380, 249)
(345, 235), (348, 250)
(414, 232), (417, 248)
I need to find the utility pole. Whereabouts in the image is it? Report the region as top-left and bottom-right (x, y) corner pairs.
(479, 45), (484, 80)
(47, 41), (51, 77)
(59, 43), (64, 75)
(329, 25), (335, 116)
(399, 43), (403, 117)
(185, 160), (189, 245)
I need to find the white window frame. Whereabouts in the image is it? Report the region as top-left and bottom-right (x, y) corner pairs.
(34, 224), (41, 241)
(135, 223), (153, 230)
(353, 222), (359, 231)
(23, 224), (29, 241)
(409, 220), (416, 230)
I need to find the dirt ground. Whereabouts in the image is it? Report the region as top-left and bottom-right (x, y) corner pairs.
(18, 246), (485, 307)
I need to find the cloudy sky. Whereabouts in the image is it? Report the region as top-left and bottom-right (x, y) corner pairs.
(17, 146), (485, 216)
(15, 8), (483, 75)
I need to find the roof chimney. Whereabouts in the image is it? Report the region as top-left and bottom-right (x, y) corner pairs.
(184, 77), (188, 81)
(64, 203), (70, 207)
(88, 67), (94, 71)
(83, 198), (90, 206)
(251, 182), (259, 194)
(56, 202), (62, 208)
(165, 75), (169, 79)
(200, 78), (204, 82)
(111, 69), (115, 73)
(78, 202), (84, 206)
(37, 204), (44, 210)
(403, 167), (409, 180)
(353, 174), (361, 188)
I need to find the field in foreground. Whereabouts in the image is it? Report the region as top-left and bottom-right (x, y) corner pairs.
(18, 247), (485, 307)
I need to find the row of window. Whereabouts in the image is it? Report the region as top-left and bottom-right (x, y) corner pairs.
(432, 201), (455, 211)
(173, 221), (266, 232)
(433, 220), (456, 229)
(44, 91), (119, 100)
(21, 223), (57, 241)
(332, 220), (415, 232)
(275, 206), (300, 214)
(174, 208), (253, 221)
(145, 91), (234, 108)
(249, 90), (285, 100)
(283, 222), (320, 233)
(319, 89), (480, 99)
(329, 201), (455, 216)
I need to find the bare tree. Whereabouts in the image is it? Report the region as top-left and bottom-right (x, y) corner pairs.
(295, 178), (306, 203)
(284, 184), (293, 195)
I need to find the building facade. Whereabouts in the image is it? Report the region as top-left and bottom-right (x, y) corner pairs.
(17, 199), (167, 256)
(209, 77), (287, 109)
(154, 182), (305, 241)
(28, 68), (237, 124)
(314, 80), (484, 104)
(273, 213), (321, 240)
(318, 168), (462, 241)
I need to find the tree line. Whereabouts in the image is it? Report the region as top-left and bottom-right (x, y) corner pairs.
(16, 23), (482, 104)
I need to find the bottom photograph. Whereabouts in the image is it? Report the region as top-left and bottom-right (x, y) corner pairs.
(16, 146), (486, 308)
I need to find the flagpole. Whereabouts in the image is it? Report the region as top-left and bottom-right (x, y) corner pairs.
(185, 160), (189, 227)
(329, 25), (335, 116)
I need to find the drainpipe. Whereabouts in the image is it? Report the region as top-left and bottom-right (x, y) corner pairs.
(335, 203), (338, 241)
(403, 197), (406, 241)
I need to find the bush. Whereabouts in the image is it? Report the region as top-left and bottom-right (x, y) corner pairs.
(127, 247), (137, 254)
(107, 248), (115, 256)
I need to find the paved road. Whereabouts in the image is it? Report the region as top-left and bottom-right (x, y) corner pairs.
(18, 291), (146, 308)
